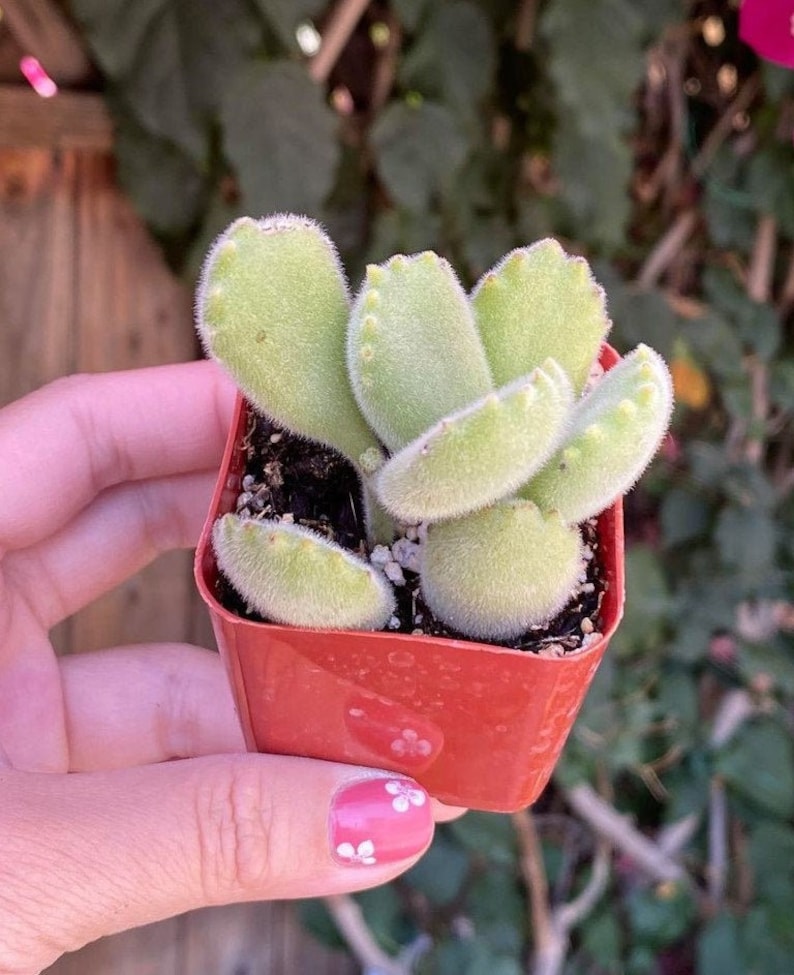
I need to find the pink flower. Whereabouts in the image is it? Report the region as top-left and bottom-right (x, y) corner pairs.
(739, 0), (794, 69)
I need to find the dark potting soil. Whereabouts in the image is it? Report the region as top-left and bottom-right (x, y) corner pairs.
(213, 411), (607, 655)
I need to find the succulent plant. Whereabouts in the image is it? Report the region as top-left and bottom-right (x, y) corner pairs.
(197, 214), (673, 642)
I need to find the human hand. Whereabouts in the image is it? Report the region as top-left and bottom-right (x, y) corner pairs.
(0, 361), (447, 975)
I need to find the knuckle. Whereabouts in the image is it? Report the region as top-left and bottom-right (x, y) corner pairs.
(193, 760), (275, 900)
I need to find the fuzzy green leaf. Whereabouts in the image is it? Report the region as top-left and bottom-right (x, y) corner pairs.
(198, 214), (380, 465)
(521, 345), (673, 523)
(471, 239), (610, 394)
(375, 361), (573, 523)
(421, 500), (583, 640)
(213, 515), (395, 630)
(347, 250), (493, 451)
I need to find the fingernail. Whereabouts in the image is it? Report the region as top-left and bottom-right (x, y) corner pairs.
(330, 776), (432, 867)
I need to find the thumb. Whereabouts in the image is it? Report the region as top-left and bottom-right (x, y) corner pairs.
(0, 756), (433, 974)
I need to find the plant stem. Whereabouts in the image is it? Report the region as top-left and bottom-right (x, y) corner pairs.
(512, 810), (554, 955)
(324, 894), (409, 975)
(563, 783), (686, 883)
(691, 74), (762, 178)
(309, 0), (372, 85)
(636, 210), (697, 289)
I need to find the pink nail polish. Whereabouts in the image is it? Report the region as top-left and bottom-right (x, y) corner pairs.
(330, 777), (433, 867)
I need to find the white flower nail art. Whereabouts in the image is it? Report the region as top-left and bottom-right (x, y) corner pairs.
(336, 839), (377, 865)
(390, 727), (433, 758)
(385, 779), (427, 813)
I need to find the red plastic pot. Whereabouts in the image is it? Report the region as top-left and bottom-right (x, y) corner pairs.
(195, 349), (625, 812)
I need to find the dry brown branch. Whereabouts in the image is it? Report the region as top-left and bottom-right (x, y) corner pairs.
(636, 210), (698, 289)
(777, 246), (794, 316)
(309, 0), (372, 85)
(554, 841), (611, 932)
(747, 215), (778, 304)
(657, 812), (701, 859)
(324, 894), (409, 975)
(512, 810), (554, 955)
(691, 74), (762, 179)
(515, 0), (539, 52)
(514, 810), (612, 975)
(710, 689), (756, 749)
(707, 777), (728, 911)
(564, 783), (686, 883)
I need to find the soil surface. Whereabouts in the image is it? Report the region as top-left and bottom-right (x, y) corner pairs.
(214, 411), (607, 655)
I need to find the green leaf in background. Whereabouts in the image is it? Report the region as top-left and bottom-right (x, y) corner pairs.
(747, 148), (794, 237)
(114, 112), (207, 237)
(737, 639), (794, 697)
(740, 906), (794, 975)
(399, 1), (496, 126)
(660, 487), (712, 548)
(748, 820), (794, 906)
(703, 147), (756, 252)
(702, 267), (781, 362)
(447, 812), (518, 868)
(403, 832), (470, 906)
(551, 119), (633, 252)
(391, 0), (433, 33)
(371, 100), (468, 211)
(696, 913), (743, 975)
(600, 279), (677, 360)
(71, 0), (264, 161)
(421, 938), (521, 975)
(609, 545), (671, 659)
(221, 61), (340, 218)
(580, 908), (622, 971)
(715, 504), (777, 576)
(366, 208), (444, 266)
(466, 869), (526, 957)
(655, 667), (699, 745)
(625, 883), (696, 950)
(354, 885), (410, 955)
(715, 719), (794, 819)
(541, 0), (646, 250)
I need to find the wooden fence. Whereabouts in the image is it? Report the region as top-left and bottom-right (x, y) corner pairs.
(0, 24), (355, 973)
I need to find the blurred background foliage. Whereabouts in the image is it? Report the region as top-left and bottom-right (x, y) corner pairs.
(68, 0), (794, 971)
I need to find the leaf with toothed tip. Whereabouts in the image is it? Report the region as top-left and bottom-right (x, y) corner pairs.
(197, 214), (381, 468)
(421, 500), (584, 641)
(347, 250), (493, 451)
(212, 514), (395, 630)
(520, 344), (674, 523)
(375, 360), (573, 524)
(471, 239), (611, 394)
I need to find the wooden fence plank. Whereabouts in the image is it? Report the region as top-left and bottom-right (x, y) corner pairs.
(45, 918), (181, 975)
(0, 86), (113, 149)
(0, 147), (78, 402)
(179, 903), (358, 975)
(65, 151), (197, 654)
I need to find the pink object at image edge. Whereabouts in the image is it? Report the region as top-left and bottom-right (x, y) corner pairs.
(739, 0), (794, 70)
(195, 346), (626, 812)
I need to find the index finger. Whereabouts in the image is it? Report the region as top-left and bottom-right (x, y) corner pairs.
(0, 360), (235, 553)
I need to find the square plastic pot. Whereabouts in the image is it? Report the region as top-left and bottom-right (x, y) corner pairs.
(195, 352), (625, 813)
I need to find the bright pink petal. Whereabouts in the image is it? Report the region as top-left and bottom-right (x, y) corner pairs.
(739, 0), (794, 69)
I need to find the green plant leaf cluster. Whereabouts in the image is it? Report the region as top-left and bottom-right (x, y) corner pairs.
(199, 215), (671, 639)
